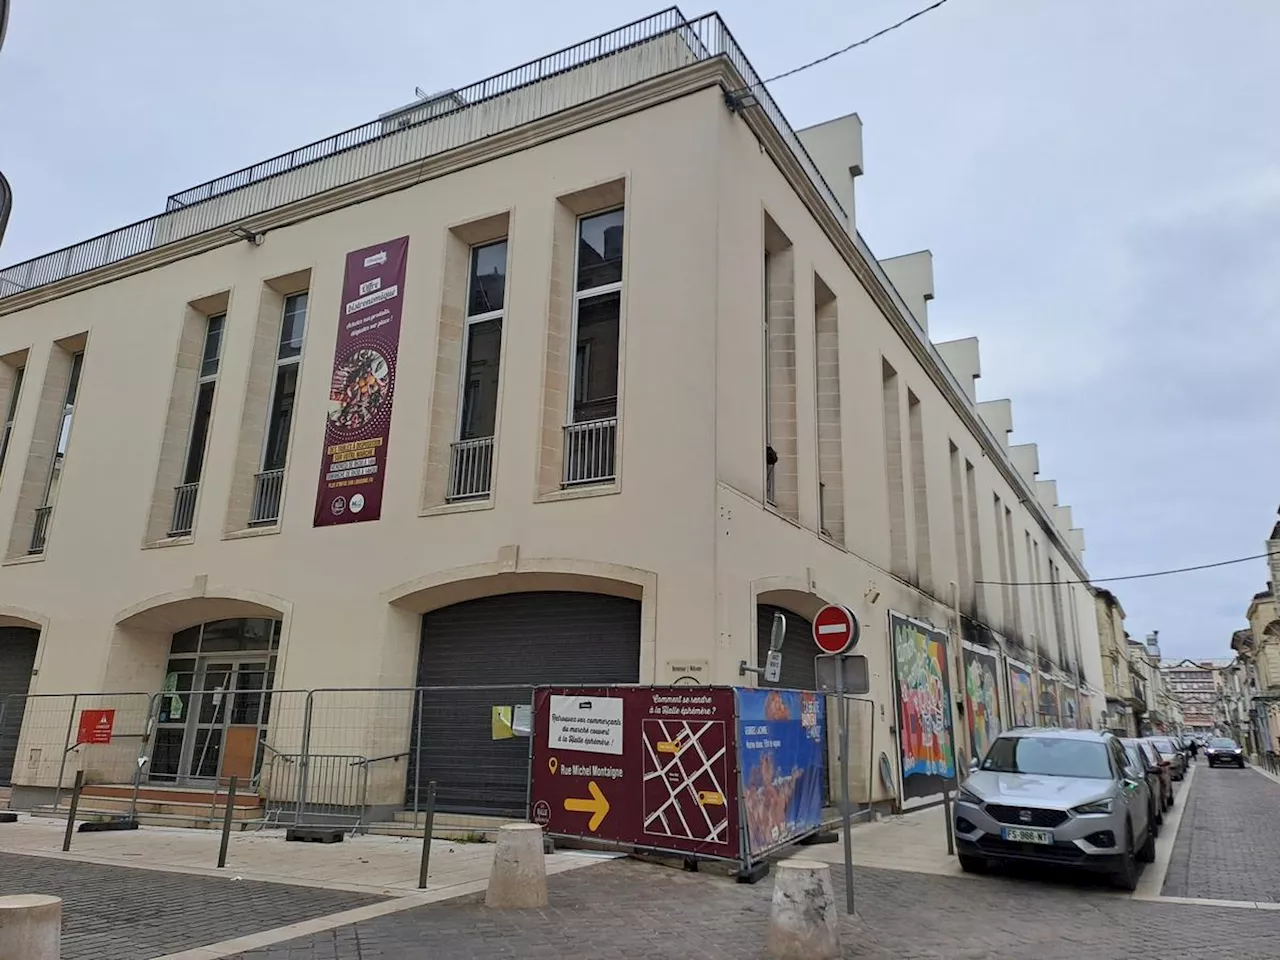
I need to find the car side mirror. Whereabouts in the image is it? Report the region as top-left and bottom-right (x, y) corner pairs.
(969, 756), (980, 772)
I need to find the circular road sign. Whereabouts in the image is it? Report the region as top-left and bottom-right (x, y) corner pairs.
(813, 604), (859, 655)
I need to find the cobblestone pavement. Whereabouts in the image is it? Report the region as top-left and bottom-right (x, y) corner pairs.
(230, 857), (1280, 960)
(1162, 759), (1280, 903)
(0, 852), (385, 960)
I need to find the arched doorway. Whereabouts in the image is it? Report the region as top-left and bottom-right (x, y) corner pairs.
(0, 624), (40, 786)
(756, 603), (817, 691)
(149, 617), (282, 785)
(409, 591), (641, 816)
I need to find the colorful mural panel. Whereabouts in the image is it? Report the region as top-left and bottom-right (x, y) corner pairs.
(890, 612), (956, 800)
(1038, 676), (1061, 727)
(1008, 662), (1035, 728)
(1062, 685), (1078, 728)
(963, 646), (1002, 763)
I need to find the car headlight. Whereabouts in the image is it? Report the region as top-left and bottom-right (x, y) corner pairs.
(1073, 798), (1114, 815)
(957, 787), (983, 806)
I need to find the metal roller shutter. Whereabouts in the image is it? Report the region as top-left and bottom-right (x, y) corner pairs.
(756, 604), (817, 691)
(407, 591), (641, 816)
(0, 627), (39, 786)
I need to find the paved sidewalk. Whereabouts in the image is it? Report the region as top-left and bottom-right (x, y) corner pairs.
(226, 856), (1280, 960)
(802, 805), (960, 877)
(1162, 760), (1280, 904)
(0, 852), (383, 960)
(0, 814), (602, 897)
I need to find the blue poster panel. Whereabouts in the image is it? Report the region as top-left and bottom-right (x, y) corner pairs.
(735, 688), (826, 857)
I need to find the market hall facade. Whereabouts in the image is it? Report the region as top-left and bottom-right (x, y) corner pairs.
(0, 11), (1105, 820)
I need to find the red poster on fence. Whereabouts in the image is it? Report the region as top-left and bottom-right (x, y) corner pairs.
(313, 236), (410, 526)
(530, 687), (741, 861)
(77, 709), (115, 745)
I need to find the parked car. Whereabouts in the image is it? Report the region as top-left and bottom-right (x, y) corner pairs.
(1147, 736), (1186, 780)
(1122, 737), (1170, 817)
(954, 728), (1156, 891)
(1205, 737), (1246, 768)
(1120, 740), (1163, 833)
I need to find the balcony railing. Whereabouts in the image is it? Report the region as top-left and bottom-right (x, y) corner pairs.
(563, 418), (618, 487)
(249, 469), (285, 526)
(447, 436), (494, 501)
(28, 505), (52, 555)
(170, 482), (199, 536)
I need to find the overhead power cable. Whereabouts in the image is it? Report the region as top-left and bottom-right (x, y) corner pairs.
(977, 549), (1280, 588)
(759, 0), (955, 86)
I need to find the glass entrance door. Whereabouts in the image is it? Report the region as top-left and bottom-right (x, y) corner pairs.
(149, 618), (280, 785)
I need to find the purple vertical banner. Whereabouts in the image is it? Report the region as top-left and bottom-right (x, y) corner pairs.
(313, 236), (410, 527)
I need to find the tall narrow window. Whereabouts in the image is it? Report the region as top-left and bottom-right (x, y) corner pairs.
(908, 391), (931, 589)
(0, 364), (24, 474)
(965, 461), (984, 619)
(170, 314), (224, 536)
(813, 274), (843, 541)
(882, 360), (908, 576)
(30, 352), (83, 554)
(764, 251), (774, 505)
(563, 208), (623, 486)
(449, 240), (507, 500)
(1005, 507), (1021, 636)
(993, 495), (1011, 628)
(251, 292), (307, 524)
(949, 442), (969, 605)
(762, 218), (797, 517)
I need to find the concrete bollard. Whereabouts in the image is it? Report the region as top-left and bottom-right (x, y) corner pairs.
(0, 894), (62, 960)
(485, 823), (549, 909)
(765, 859), (840, 960)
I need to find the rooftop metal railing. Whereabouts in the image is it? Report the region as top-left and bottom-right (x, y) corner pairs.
(0, 8), (714, 300)
(0, 7), (1083, 577)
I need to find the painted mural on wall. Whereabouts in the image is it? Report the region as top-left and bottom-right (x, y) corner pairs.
(1062, 685), (1078, 728)
(890, 612), (956, 800)
(1079, 693), (1094, 730)
(963, 646), (1002, 763)
(1008, 662), (1036, 728)
(1038, 676), (1061, 727)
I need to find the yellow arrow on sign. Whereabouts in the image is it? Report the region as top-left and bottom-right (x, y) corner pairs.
(564, 780), (610, 831)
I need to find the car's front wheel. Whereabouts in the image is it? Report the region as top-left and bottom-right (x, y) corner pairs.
(957, 854), (986, 874)
(1111, 822), (1139, 891)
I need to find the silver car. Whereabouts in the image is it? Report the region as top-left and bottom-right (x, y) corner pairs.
(954, 728), (1156, 890)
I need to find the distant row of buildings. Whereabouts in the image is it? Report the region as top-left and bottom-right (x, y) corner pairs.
(1092, 510), (1280, 756)
(1228, 511), (1280, 758)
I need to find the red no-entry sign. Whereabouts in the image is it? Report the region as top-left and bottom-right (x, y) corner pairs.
(812, 604), (858, 655)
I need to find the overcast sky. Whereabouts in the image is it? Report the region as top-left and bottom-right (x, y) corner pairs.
(2, 0), (1276, 662)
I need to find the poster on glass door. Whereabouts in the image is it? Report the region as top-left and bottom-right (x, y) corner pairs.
(313, 236), (410, 526)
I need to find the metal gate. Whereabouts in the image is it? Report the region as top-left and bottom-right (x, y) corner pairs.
(407, 591), (641, 815)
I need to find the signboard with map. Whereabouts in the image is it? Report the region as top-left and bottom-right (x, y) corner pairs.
(530, 686), (742, 860)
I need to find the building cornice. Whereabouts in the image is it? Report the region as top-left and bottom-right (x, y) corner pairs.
(1, 49), (1086, 579)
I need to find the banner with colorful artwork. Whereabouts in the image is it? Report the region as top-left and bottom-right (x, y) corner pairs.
(890, 612), (956, 800)
(313, 236), (410, 526)
(1038, 676), (1061, 727)
(1008, 661), (1035, 727)
(735, 688), (826, 858)
(963, 646), (1002, 763)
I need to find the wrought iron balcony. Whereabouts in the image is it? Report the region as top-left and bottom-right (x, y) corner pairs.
(447, 436), (494, 500)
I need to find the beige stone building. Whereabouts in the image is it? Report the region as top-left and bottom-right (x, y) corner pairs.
(1092, 588), (1140, 736)
(0, 11), (1105, 823)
